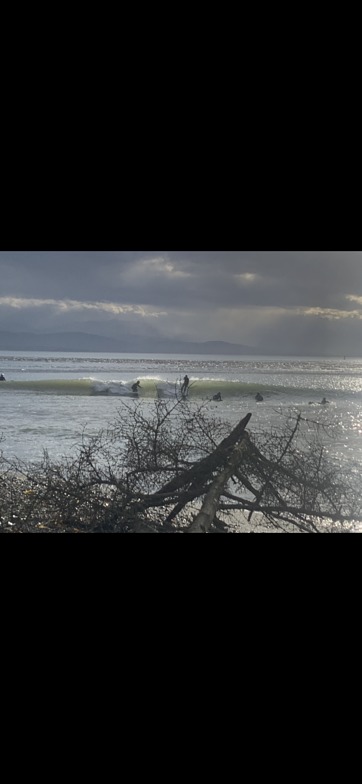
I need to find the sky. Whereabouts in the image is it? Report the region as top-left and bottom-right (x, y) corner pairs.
(1, 250), (362, 354)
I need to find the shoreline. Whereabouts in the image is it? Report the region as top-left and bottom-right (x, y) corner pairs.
(1, 457), (361, 534)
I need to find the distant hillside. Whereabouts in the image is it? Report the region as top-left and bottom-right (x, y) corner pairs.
(0, 330), (261, 355)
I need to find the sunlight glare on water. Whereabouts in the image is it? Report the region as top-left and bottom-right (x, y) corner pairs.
(1, 353), (362, 478)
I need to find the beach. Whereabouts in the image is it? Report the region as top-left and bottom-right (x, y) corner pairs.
(1, 351), (362, 532)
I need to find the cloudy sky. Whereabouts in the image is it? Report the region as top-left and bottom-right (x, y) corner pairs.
(1, 250), (362, 354)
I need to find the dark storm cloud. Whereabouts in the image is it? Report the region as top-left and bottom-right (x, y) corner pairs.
(162, 251), (362, 309)
(1, 250), (361, 309)
(0, 251), (362, 351)
(0, 251), (132, 300)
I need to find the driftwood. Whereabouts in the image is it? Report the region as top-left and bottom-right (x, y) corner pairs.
(2, 400), (359, 532)
(126, 412), (252, 530)
(188, 439), (250, 532)
(151, 412), (252, 499)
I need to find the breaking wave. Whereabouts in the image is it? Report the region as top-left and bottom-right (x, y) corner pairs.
(0, 376), (360, 399)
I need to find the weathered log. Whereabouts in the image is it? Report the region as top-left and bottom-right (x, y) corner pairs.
(188, 439), (250, 532)
(123, 413), (252, 527)
(151, 412), (252, 500)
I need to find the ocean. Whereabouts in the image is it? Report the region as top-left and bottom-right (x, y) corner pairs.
(1, 351), (362, 483)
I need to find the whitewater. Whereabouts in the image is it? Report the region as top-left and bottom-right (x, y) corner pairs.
(1, 351), (362, 480)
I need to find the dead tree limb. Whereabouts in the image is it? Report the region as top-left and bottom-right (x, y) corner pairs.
(248, 414), (301, 522)
(188, 439), (250, 532)
(151, 412), (252, 499)
(124, 413), (252, 526)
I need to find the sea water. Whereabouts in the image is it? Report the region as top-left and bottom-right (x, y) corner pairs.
(1, 352), (362, 484)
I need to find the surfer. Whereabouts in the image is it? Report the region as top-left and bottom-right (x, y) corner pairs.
(0, 373), (5, 381)
(320, 397), (329, 404)
(131, 380), (141, 394)
(212, 392), (222, 401)
(181, 375), (189, 397)
(255, 392), (263, 402)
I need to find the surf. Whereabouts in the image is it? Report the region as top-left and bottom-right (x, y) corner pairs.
(0, 376), (355, 399)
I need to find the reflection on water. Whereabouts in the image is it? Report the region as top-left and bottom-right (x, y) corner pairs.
(1, 352), (362, 474)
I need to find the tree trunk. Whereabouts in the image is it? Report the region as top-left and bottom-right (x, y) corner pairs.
(152, 412), (252, 499)
(188, 440), (250, 532)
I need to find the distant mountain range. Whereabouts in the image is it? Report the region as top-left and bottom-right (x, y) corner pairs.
(0, 330), (264, 355)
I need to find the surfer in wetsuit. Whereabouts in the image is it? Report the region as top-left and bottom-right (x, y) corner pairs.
(0, 373), (5, 381)
(212, 392), (222, 401)
(255, 392), (263, 401)
(131, 380), (141, 394)
(181, 375), (189, 397)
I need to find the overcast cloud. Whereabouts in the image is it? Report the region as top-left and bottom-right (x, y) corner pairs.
(1, 251), (362, 354)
